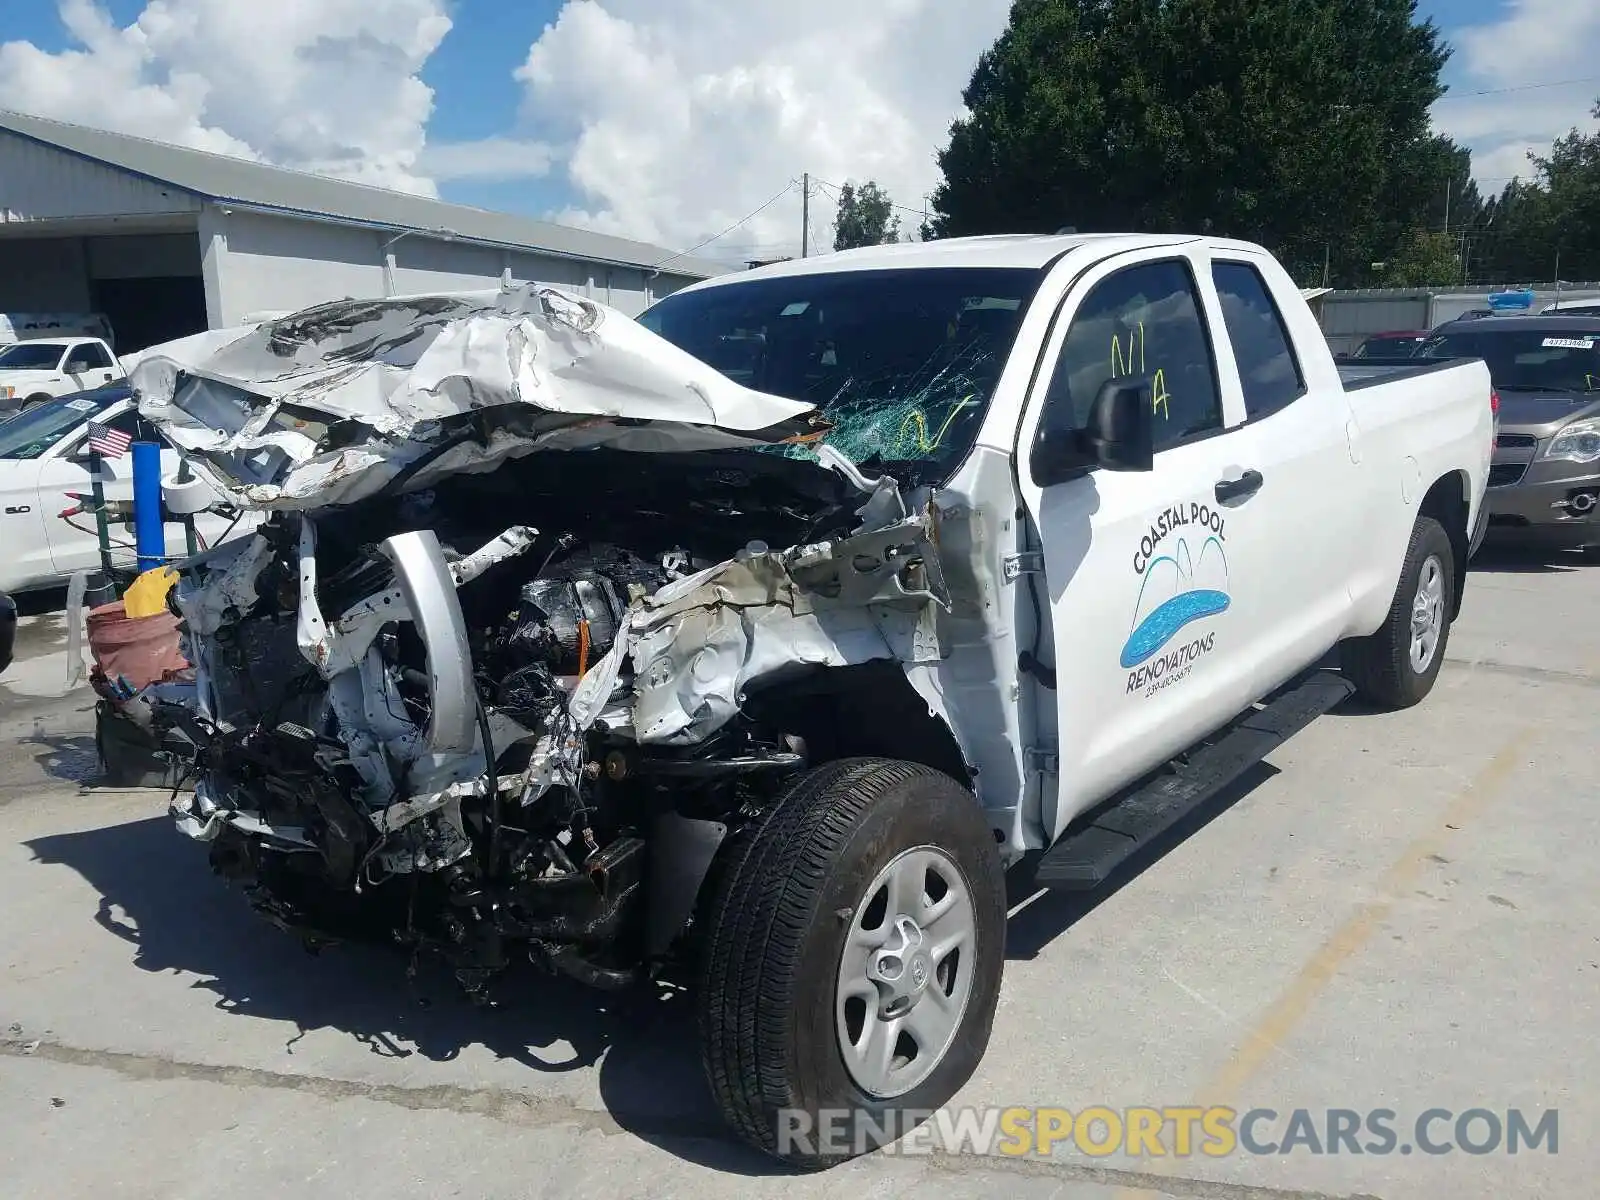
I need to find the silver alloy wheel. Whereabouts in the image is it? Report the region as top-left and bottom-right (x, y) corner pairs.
(835, 845), (976, 1099)
(1409, 553), (1446, 673)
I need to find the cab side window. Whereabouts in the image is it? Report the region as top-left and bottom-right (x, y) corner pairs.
(1211, 261), (1305, 420)
(1040, 259), (1222, 453)
(65, 344), (111, 372)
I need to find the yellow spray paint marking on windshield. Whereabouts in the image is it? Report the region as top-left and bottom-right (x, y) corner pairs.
(1151, 368), (1171, 420)
(1112, 322), (1147, 377)
(1111, 321), (1172, 420)
(898, 395), (981, 454)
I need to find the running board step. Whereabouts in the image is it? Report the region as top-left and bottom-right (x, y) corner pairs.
(1034, 671), (1355, 891)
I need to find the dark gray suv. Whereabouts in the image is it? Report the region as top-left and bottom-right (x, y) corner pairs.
(1417, 316), (1600, 557)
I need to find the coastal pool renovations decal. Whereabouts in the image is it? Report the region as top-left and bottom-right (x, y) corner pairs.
(1123, 501), (1231, 696)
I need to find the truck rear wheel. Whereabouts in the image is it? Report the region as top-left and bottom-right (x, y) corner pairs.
(697, 757), (1006, 1168)
(1341, 514), (1454, 708)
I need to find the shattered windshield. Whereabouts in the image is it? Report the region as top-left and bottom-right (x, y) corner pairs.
(639, 266), (1044, 482)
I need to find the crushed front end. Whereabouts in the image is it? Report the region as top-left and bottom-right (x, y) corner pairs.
(135, 284), (957, 994)
(159, 448), (948, 993)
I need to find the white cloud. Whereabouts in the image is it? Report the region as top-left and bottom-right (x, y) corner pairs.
(0, 0), (451, 196)
(510, 0), (1011, 262)
(1432, 0), (1600, 190)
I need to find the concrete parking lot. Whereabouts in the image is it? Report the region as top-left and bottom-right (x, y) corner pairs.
(1, 547), (1595, 1200)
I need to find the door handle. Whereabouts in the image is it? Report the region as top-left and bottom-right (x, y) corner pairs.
(1215, 469), (1264, 503)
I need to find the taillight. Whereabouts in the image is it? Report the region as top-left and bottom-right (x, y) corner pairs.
(1490, 388), (1500, 416)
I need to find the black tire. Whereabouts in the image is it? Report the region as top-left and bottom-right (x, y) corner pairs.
(697, 758), (1006, 1169)
(1340, 515), (1454, 708)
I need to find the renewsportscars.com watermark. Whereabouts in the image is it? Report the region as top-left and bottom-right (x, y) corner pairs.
(778, 1106), (1560, 1159)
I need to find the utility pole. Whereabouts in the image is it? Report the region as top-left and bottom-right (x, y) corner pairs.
(1443, 179), (1451, 234)
(801, 173), (810, 258)
(1322, 243), (1331, 289)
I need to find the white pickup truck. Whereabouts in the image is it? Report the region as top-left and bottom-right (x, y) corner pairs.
(142, 235), (1492, 1167)
(0, 336), (125, 414)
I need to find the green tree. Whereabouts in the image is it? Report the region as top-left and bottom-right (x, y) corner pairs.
(833, 181), (903, 250)
(1376, 230), (1461, 286)
(926, 0), (1451, 286)
(1474, 100), (1600, 283)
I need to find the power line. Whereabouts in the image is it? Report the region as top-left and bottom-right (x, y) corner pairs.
(810, 176), (932, 220)
(1436, 76), (1600, 101)
(650, 182), (797, 271)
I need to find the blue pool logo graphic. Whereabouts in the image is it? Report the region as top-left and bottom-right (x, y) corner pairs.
(1120, 536), (1231, 669)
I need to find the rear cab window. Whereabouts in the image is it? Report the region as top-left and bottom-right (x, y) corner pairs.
(1038, 258), (1224, 454)
(1211, 261), (1305, 420)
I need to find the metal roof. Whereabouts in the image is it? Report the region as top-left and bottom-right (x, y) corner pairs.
(0, 108), (727, 279)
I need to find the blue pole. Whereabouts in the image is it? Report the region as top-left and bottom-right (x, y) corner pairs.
(131, 440), (165, 573)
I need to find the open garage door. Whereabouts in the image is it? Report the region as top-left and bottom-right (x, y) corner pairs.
(91, 275), (207, 354)
(85, 233), (207, 354)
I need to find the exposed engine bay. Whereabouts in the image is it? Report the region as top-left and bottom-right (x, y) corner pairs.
(159, 446), (957, 994)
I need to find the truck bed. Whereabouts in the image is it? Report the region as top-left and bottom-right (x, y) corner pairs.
(1336, 354), (1475, 390)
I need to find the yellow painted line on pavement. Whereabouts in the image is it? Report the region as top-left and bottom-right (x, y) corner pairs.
(1197, 728), (1531, 1105)
(1111, 728), (1534, 1198)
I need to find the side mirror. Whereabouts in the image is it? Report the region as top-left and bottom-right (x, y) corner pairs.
(1029, 376), (1155, 487)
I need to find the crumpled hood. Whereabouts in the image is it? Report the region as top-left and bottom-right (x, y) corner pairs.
(131, 284), (820, 511)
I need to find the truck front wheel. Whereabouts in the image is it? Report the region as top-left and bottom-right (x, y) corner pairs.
(697, 757), (1006, 1168)
(1341, 514), (1455, 708)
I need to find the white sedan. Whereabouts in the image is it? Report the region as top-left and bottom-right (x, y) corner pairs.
(0, 384), (249, 594)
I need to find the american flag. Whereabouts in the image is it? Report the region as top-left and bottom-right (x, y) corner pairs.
(85, 420), (132, 459)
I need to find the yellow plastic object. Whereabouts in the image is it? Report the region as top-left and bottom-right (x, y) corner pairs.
(122, 566), (179, 619)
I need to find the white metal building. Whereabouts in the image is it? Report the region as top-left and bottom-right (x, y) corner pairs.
(1317, 283), (1600, 353)
(0, 109), (726, 352)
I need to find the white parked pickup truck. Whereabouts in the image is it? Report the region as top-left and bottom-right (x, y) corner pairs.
(0, 336), (126, 414)
(140, 235), (1493, 1167)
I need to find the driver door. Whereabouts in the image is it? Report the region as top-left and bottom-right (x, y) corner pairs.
(64, 343), (119, 392)
(1015, 249), (1272, 841)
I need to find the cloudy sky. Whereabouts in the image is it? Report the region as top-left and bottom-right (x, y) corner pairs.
(1, 0), (1596, 264)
